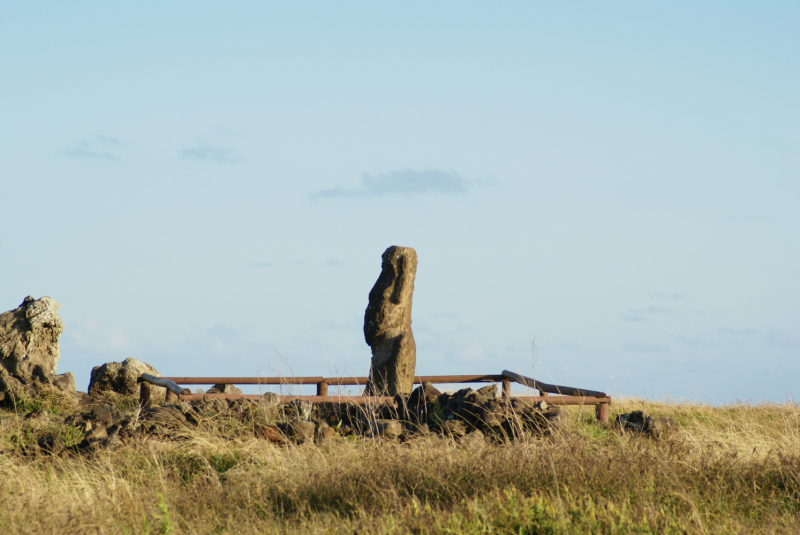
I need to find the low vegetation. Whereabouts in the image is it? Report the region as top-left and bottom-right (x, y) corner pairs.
(0, 395), (798, 534)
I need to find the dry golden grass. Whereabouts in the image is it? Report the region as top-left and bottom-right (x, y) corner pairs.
(1, 397), (798, 534)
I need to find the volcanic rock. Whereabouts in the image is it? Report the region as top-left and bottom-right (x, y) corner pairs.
(88, 358), (163, 401)
(287, 420), (316, 443)
(408, 381), (441, 406)
(363, 246), (418, 396)
(0, 296), (75, 405)
(616, 410), (675, 438)
(206, 384), (243, 395)
(371, 419), (403, 439)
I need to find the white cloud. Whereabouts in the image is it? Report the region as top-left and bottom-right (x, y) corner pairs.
(311, 168), (475, 199)
(180, 141), (242, 163)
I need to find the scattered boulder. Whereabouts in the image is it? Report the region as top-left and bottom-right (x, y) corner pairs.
(256, 424), (287, 444)
(287, 420), (315, 444)
(88, 358), (163, 402)
(37, 432), (65, 456)
(317, 424), (336, 442)
(206, 384), (243, 395)
(371, 419), (403, 439)
(0, 296), (75, 406)
(616, 410), (676, 438)
(364, 246), (418, 396)
(408, 381), (441, 406)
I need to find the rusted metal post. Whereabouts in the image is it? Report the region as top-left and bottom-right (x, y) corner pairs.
(316, 381), (328, 396)
(165, 389), (176, 403)
(502, 379), (511, 398)
(139, 381), (151, 410)
(596, 402), (609, 425)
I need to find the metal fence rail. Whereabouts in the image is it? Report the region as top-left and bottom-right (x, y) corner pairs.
(137, 370), (611, 423)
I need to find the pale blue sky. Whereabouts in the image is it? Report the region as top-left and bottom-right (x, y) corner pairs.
(2, 2), (798, 402)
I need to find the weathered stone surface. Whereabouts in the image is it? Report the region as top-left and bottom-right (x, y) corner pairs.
(287, 420), (316, 443)
(364, 246), (418, 396)
(287, 399), (312, 421)
(371, 419), (403, 438)
(408, 381), (441, 406)
(206, 384), (243, 395)
(443, 419), (467, 438)
(88, 358), (163, 401)
(0, 296), (74, 405)
(143, 404), (192, 430)
(38, 432), (65, 456)
(616, 410), (675, 438)
(318, 425), (336, 441)
(90, 404), (117, 426)
(256, 424), (287, 444)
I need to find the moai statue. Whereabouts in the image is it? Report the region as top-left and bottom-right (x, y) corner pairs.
(363, 246), (418, 396)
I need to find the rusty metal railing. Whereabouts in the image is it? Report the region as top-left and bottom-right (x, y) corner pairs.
(137, 370), (611, 423)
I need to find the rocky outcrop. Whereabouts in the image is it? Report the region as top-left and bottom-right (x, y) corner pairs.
(364, 246), (418, 396)
(0, 296), (75, 406)
(88, 358), (163, 401)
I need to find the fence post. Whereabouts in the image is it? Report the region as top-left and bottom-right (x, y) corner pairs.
(502, 380), (511, 398)
(139, 381), (151, 410)
(166, 389), (176, 403)
(596, 402), (609, 425)
(317, 381), (328, 396)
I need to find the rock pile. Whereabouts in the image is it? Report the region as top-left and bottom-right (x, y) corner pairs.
(29, 381), (568, 455)
(0, 296), (75, 406)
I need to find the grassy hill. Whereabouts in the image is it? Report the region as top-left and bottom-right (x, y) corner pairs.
(1, 394), (798, 534)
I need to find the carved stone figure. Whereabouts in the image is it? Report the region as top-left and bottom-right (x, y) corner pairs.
(364, 246), (418, 395)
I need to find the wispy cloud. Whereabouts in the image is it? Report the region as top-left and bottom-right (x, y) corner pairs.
(180, 141), (241, 163)
(673, 335), (723, 348)
(622, 306), (677, 322)
(310, 168), (474, 199)
(66, 135), (124, 160)
(247, 262), (274, 269)
(622, 341), (671, 353)
(765, 329), (800, 348)
(321, 258), (345, 267)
